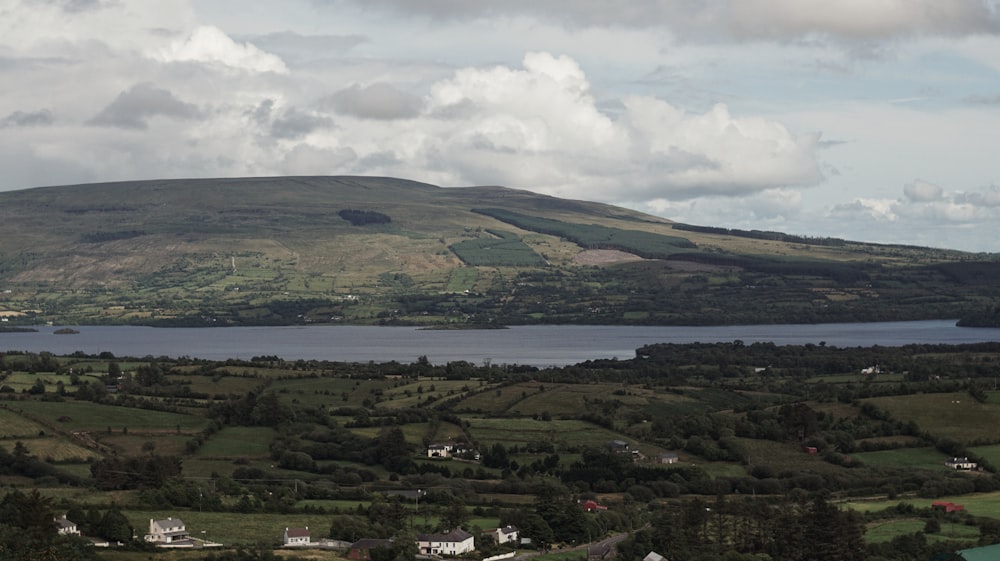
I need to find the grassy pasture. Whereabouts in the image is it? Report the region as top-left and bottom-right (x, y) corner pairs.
(377, 380), (477, 409)
(10, 400), (210, 433)
(0, 436), (98, 462)
(844, 491), (1000, 520)
(446, 267), (479, 293)
(428, 421), (466, 443)
(196, 427), (277, 458)
(851, 447), (950, 471)
(96, 434), (190, 456)
(737, 438), (840, 473)
(970, 444), (1000, 467)
(271, 378), (358, 408)
(509, 384), (653, 417)
(0, 407), (48, 437)
(863, 392), (1000, 443)
(173, 374), (260, 396)
(348, 422), (429, 446)
(465, 418), (626, 449)
(454, 382), (547, 414)
(864, 518), (978, 544)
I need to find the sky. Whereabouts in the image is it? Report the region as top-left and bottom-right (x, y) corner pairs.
(1, 1), (999, 253)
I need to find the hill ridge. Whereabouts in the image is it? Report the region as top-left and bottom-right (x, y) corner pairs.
(0, 175), (997, 327)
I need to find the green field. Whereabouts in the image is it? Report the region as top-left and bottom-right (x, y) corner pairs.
(863, 393), (1000, 443)
(864, 518), (978, 544)
(195, 427), (277, 458)
(0, 436), (98, 462)
(0, 407), (48, 437)
(465, 417), (628, 449)
(851, 447), (950, 471)
(844, 491), (1000, 519)
(9, 401), (210, 433)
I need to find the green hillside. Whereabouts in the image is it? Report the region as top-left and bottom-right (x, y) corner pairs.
(0, 175), (997, 327)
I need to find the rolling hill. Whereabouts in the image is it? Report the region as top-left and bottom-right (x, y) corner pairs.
(0, 175), (997, 327)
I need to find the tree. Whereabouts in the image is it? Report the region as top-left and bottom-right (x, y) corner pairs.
(439, 495), (469, 531)
(0, 489), (96, 561)
(28, 378), (46, 395)
(97, 506), (133, 543)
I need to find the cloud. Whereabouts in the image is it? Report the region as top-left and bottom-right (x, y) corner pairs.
(325, 0), (1000, 41)
(34, 0), (106, 13)
(243, 31), (368, 64)
(727, 0), (1000, 40)
(827, 182), (1000, 245)
(88, 84), (201, 129)
(904, 179), (944, 202)
(955, 186), (1000, 208)
(415, 52), (823, 199)
(249, 99), (334, 140)
(322, 83), (423, 120)
(153, 25), (288, 74)
(829, 198), (898, 222)
(0, 109), (55, 128)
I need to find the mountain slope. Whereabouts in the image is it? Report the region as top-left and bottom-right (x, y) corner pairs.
(0, 176), (997, 327)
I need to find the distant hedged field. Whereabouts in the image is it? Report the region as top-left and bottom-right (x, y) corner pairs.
(3, 341), (1000, 560)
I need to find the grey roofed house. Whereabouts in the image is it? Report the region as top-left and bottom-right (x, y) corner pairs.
(644, 551), (666, 561)
(146, 517), (191, 544)
(417, 527), (475, 555)
(56, 514), (80, 535)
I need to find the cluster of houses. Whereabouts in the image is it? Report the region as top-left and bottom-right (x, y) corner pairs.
(426, 441), (480, 460)
(55, 509), (520, 555)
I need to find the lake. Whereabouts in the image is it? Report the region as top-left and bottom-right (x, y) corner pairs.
(2, 320), (999, 366)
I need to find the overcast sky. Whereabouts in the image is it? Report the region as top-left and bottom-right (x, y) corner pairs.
(2, 0), (999, 252)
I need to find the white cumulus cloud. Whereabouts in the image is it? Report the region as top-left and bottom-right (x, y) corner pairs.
(152, 25), (288, 74)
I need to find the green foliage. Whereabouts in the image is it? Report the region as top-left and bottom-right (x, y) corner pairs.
(450, 230), (546, 266)
(339, 208), (392, 226)
(90, 454), (182, 490)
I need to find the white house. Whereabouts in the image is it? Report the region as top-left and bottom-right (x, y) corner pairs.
(488, 525), (519, 545)
(946, 457), (978, 470)
(56, 515), (80, 536)
(427, 443), (453, 458)
(146, 517), (190, 545)
(284, 527), (310, 546)
(417, 528), (475, 555)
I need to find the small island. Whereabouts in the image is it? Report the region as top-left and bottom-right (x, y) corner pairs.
(53, 327), (80, 335)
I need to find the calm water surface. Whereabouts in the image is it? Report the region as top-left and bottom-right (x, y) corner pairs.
(3, 320), (999, 366)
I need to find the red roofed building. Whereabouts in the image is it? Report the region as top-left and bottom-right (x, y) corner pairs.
(932, 501), (965, 513)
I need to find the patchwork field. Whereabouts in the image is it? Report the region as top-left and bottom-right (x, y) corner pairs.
(863, 392), (1000, 443)
(9, 400), (211, 433)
